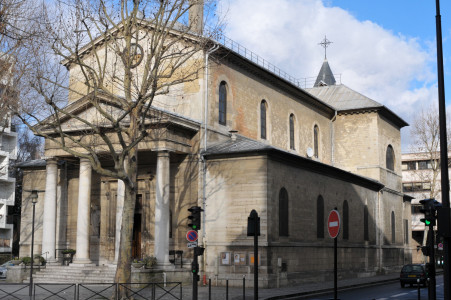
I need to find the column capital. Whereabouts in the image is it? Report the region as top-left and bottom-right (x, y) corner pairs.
(157, 151), (170, 158)
(79, 157), (91, 164)
(45, 157), (58, 165)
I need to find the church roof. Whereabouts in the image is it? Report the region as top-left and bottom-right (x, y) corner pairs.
(313, 59), (336, 87)
(305, 84), (381, 110)
(305, 84), (408, 128)
(203, 134), (384, 191)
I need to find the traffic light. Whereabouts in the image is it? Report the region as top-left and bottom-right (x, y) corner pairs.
(194, 246), (204, 256)
(191, 260), (200, 281)
(188, 206), (203, 231)
(420, 199), (438, 226)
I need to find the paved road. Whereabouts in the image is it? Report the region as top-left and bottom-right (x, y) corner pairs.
(295, 275), (444, 300)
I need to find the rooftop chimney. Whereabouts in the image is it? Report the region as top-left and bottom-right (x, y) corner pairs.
(189, 0), (204, 35)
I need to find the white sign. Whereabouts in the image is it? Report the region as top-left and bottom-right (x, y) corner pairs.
(187, 241), (198, 248)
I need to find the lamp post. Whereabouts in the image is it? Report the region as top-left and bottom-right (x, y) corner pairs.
(29, 190), (38, 299)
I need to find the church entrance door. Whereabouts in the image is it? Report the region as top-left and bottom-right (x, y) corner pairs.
(132, 194), (142, 259)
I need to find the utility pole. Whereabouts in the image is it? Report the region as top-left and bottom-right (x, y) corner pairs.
(434, 1), (450, 299)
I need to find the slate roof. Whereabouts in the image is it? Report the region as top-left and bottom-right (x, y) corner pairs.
(203, 135), (274, 155)
(15, 159), (46, 168)
(203, 134), (384, 191)
(305, 84), (382, 111)
(305, 84), (408, 128)
(313, 59), (336, 87)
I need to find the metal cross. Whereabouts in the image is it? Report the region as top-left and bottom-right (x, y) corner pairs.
(319, 35), (332, 59)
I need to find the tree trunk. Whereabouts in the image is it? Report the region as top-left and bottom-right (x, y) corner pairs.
(115, 151), (138, 299)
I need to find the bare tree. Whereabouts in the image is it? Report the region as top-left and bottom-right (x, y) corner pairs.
(409, 104), (451, 199)
(16, 0), (220, 296)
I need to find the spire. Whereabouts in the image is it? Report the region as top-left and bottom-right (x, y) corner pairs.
(314, 36), (336, 87)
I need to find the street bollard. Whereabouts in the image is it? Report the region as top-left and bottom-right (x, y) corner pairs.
(226, 279), (229, 300)
(209, 278), (211, 300)
(243, 276), (245, 300)
(417, 278), (420, 300)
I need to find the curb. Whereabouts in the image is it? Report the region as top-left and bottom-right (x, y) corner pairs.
(263, 277), (399, 300)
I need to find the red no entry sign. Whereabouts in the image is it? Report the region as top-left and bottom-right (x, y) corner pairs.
(186, 230), (198, 242)
(328, 210), (341, 239)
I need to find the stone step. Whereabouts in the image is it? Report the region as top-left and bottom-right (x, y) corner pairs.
(26, 266), (117, 284)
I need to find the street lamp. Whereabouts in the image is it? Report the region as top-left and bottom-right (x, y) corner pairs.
(29, 190), (38, 298)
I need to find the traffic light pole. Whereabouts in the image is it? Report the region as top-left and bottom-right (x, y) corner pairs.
(192, 254), (198, 300)
(435, 1), (451, 299)
(428, 225), (436, 300)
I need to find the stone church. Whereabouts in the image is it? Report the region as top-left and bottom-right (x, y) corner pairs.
(17, 4), (412, 287)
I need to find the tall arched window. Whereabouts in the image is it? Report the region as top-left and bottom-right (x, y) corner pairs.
(317, 195), (324, 238)
(289, 114), (295, 150)
(364, 205), (369, 241)
(386, 145), (395, 171)
(279, 188), (289, 237)
(261, 100), (267, 140)
(314, 125), (319, 158)
(391, 211), (396, 244)
(343, 200), (349, 240)
(219, 81), (227, 125)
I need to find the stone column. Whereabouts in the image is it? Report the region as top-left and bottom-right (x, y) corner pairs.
(154, 151), (170, 266)
(114, 179), (125, 262)
(73, 158), (92, 265)
(42, 159), (58, 262)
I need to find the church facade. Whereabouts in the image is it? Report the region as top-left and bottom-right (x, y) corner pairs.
(18, 10), (412, 287)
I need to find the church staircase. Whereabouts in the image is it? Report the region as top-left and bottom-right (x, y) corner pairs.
(24, 265), (117, 283)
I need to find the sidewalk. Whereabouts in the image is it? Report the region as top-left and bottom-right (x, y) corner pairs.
(181, 272), (400, 299)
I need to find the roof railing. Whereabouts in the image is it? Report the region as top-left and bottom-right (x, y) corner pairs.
(208, 29), (341, 88)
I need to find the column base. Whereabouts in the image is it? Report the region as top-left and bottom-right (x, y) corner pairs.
(71, 258), (94, 267)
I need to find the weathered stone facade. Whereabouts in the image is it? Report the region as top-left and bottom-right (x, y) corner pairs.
(17, 23), (411, 287)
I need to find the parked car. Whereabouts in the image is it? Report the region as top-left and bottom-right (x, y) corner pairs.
(400, 264), (428, 287)
(0, 261), (14, 279)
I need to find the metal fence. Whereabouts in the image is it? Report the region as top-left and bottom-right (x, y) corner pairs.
(0, 282), (182, 300)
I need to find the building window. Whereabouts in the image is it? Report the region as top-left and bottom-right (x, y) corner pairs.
(279, 188), (289, 237)
(386, 145), (395, 171)
(364, 205), (369, 241)
(402, 182), (431, 192)
(418, 160), (432, 170)
(314, 125), (319, 158)
(261, 100), (267, 140)
(343, 200), (349, 240)
(289, 114), (295, 150)
(391, 211), (395, 244)
(402, 161), (416, 170)
(317, 195), (324, 238)
(219, 81), (227, 125)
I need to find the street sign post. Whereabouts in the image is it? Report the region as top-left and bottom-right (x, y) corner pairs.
(186, 230), (198, 242)
(328, 209), (341, 300)
(187, 242), (198, 248)
(328, 210), (341, 239)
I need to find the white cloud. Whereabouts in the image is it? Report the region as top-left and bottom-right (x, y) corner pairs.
(219, 0), (438, 150)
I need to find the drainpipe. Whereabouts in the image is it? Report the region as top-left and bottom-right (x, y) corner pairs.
(201, 43), (219, 279)
(330, 111), (337, 166)
(202, 43), (219, 231)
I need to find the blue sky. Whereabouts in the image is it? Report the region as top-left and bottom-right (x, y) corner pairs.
(218, 0), (451, 151)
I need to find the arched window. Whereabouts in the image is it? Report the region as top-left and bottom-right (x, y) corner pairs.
(391, 211), (395, 244)
(261, 100), (267, 140)
(317, 195), (324, 238)
(343, 200), (349, 240)
(279, 188), (289, 237)
(386, 145), (395, 171)
(364, 205), (369, 241)
(219, 81), (227, 125)
(289, 114), (295, 150)
(314, 125), (319, 158)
